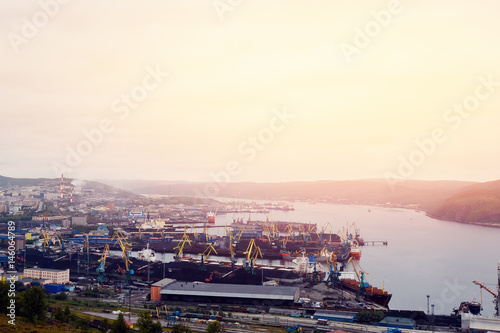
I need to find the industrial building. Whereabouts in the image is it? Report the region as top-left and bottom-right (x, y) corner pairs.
(159, 281), (299, 306)
(150, 278), (175, 301)
(23, 268), (70, 284)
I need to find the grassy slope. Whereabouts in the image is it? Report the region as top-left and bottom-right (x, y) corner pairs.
(0, 313), (87, 333)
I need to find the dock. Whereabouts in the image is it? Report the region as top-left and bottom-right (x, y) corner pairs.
(363, 240), (388, 246)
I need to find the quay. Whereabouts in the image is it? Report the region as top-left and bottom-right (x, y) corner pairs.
(363, 240), (388, 246)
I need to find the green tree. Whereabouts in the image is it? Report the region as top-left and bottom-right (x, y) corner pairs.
(64, 305), (72, 320)
(206, 320), (222, 333)
(0, 282), (8, 313)
(55, 291), (68, 300)
(18, 286), (48, 323)
(172, 323), (194, 333)
(136, 311), (162, 333)
(100, 318), (110, 332)
(53, 307), (65, 322)
(111, 313), (131, 333)
(355, 310), (385, 324)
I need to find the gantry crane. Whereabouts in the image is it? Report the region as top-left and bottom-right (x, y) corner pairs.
(165, 311), (181, 326)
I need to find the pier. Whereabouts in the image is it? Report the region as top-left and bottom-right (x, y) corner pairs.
(363, 240), (388, 246)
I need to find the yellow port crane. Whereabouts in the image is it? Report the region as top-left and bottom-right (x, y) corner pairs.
(344, 257), (368, 283)
(285, 224), (295, 242)
(40, 229), (51, 250)
(244, 239), (262, 272)
(112, 229), (134, 283)
(225, 225), (237, 266)
(191, 225), (199, 242)
(199, 243), (218, 268)
(174, 233), (191, 259)
(244, 239), (258, 261)
(96, 244), (110, 283)
(324, 249), (339, 287)
(112, 230), (130, 246)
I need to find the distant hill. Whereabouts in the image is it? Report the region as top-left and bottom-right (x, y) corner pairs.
(429, 180), (500, 226)
(105, 178), (473, 208)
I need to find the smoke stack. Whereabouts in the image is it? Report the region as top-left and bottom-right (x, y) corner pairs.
(70, 185), (73, 203)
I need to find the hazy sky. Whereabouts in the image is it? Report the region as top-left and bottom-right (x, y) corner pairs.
(2, 0), (500, 183)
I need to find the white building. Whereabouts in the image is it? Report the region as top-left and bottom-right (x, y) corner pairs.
(23, 268), (70, 284)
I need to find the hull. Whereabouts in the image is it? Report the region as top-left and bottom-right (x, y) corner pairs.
(350, 247), (361, 260)
(339, 278), (392, 308)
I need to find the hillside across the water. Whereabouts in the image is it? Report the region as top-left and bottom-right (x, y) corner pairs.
(428, 180), (500, 226)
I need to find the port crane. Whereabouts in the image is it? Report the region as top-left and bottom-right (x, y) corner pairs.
(138, 225), (143, 241)
(473, 280), (499, 315)
(113, 230), (134, 284)
(343, 257), (370, 297)
(199, 243), (218, 269)
(316, 222), (331, 245)
(39, 229), (51, 251)
(96, 244), (110, 283)
(174, 232), (191, 259)
(225, 225), (237, 267)
(285, 224), (296, 242)
(244, 239), (262, 273)
(323, 250), (340, 287)
(191, 225), (200, 242)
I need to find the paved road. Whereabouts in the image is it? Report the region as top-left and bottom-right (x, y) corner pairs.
(83, 311), (455, 333)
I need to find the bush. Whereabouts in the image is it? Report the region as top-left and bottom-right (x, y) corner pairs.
(55, 292), (68, 300)
(355, 310), (385, 324)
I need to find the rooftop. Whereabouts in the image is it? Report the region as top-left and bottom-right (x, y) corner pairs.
(151, 278), (175, 288)
(161, 282), (299, 300)
(24, 267), (69, 273)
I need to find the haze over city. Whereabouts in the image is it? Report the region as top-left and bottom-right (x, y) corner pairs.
(2, 1), (500, 183)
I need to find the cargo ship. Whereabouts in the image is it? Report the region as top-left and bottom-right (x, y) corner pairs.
(349, 243), (361, 260)
(138, 243), (157, 262)
(339, 278), (392, 308)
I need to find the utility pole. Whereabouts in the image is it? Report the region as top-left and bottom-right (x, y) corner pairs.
(129, 289), (132, 322)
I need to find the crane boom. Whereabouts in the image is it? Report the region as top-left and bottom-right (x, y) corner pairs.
(473, 280), (498, 297)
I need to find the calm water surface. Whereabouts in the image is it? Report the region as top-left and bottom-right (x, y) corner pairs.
(209, 201), (500, 316)
(128, 200), (500, 315)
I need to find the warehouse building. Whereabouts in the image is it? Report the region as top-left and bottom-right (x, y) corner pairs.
(160, 281), (299, 306)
